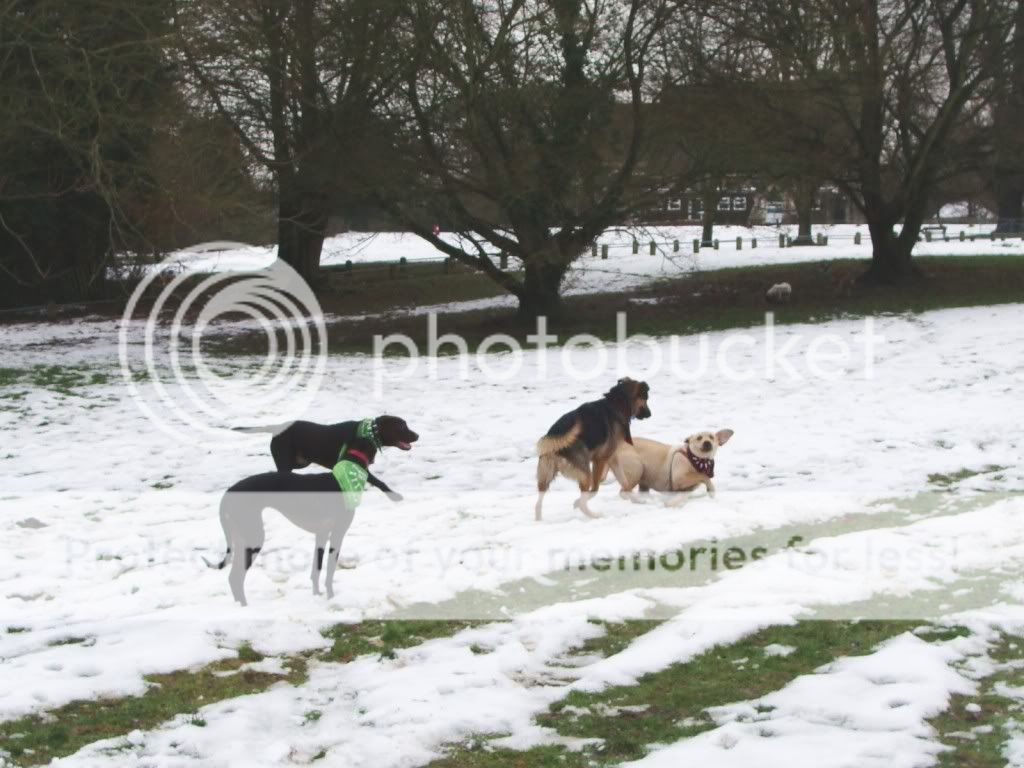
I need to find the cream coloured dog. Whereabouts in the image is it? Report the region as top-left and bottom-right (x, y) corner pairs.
(607, 429), (734, 505)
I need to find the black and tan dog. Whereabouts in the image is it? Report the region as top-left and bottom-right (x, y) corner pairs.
(535, 378), (651, 520)
(235, 416), (418, 500)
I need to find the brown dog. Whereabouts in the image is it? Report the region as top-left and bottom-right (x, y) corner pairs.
(608, 429), (733, 505)
(535, 378), (651, 520)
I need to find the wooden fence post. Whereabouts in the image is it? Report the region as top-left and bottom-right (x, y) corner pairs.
(854, 232), (861, 245)
(649, 241), (656, 255)
(591, 243), (598, 258)
(632, 239), (639, 254)
(601, 244), (609, 259)
(692, 239), (700, 253)
(673, 239), (679, 252)
(713, 239), (719, 250)
(779, 233), (786, 248)
(499, 253), (508, 269)
(752, 238), (758, 248)
(736, 236), (742, 250)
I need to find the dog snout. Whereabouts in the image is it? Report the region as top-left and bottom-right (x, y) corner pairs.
(702, 440), (713, 452)
(638, 406), (652, 419)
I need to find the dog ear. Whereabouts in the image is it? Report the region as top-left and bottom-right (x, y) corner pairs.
(716, 429), (734, 445)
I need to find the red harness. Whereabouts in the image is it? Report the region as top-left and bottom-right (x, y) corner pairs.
(345, 448), (370, 467)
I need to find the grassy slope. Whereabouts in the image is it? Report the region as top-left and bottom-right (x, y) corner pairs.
(0, 620), (476, 766)
(210, 255), (1024, 355)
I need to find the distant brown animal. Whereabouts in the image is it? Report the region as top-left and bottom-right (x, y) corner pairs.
(535, 378), (651, 520)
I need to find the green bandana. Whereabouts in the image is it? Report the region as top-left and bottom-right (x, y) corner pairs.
(333, 459), (368, 507)
(357, 418), (382, 451)
(337, 418), (382, 463)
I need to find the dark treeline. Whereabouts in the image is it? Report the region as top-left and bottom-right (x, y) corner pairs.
(1, 0), (1021, 314)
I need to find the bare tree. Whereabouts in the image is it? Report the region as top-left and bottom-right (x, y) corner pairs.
(375, 0), (673, 318)
(719, 0), (1018, 282)
(990, 0), (1024, 232)
(176, 0), (404, 282)
(0, 0), (170, 305)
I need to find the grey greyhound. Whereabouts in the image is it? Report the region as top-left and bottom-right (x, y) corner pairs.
(206, 420), (385, 606)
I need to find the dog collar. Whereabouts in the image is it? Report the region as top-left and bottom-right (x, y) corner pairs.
(685, 448), (715, 478)
(346, 448), (370, 466)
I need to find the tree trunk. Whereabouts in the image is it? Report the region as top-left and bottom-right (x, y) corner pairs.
(993, 177), (1023, 234)
(700, 186), (718, 246)
(859, 217), (920, 284)
(792, 180), (815, 245)
(517, 261), (566, 319)
(276, 194), (326, 284)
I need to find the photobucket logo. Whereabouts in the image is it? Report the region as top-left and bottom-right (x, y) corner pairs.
(119, 257), (327, 445)
(372, 312), (884, 394)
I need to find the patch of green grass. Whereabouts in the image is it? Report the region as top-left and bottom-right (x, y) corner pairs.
(6, 626), (29, 634)
(932, 635), (1024, 767)
(236, 642), (263, 664)
(322, 619), (482, 662)
(46, 636), (90, 647)
(577, 619), (660, 659)
(928, 465), (1008, 488)
(0, 365), (117, 396)
(0, 647), (306, 766)
(915, 624), (974, 643)
(430, 620), (920, 767)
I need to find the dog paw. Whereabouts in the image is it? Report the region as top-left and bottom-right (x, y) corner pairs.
(386, 491), (404, 502)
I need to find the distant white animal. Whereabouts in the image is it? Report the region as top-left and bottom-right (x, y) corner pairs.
(765, 282), (792, 304)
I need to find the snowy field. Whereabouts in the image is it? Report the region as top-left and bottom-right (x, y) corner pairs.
(2, 299), (1024, 765)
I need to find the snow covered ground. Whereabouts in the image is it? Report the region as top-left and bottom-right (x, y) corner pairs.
(2, 300), (1024, 765)
(157, 223), (1020, 272)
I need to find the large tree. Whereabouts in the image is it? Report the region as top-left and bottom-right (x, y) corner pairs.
(0, 0), (169, 305)
(720, 0), (1018, 282)
(176, 0), (404, 283)
(990, 0), (1024, 233)
(376, 0), (673, 318)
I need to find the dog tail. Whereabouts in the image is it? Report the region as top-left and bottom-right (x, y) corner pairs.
(536, 420), (581, 456)
(231, 422), (292, 435)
